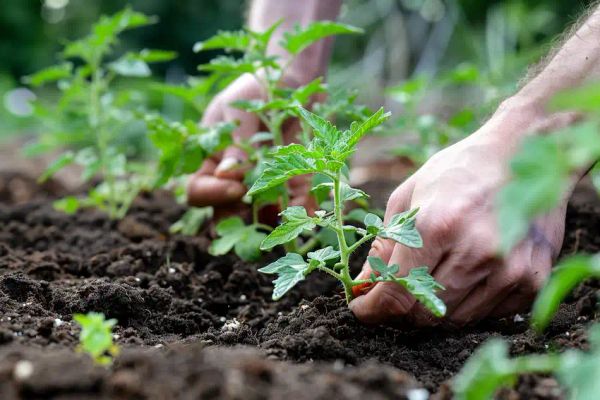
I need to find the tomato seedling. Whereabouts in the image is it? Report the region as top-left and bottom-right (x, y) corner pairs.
(73, 312), (119, 366)
(193, 21), (371, 261)
(25, 8), (176, 219)
(248, 105), (445, 315)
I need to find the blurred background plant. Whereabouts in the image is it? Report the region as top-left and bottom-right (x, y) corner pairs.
(1, 0), (594, 148)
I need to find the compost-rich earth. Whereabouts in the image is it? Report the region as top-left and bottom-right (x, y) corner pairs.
(0, 170), (598, 400)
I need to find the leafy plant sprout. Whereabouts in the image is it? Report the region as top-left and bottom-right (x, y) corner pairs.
(25, 8), (176, 219)
(194, 21), (368, 258)
(248, 105), (446, 316)
(73, 312), (119, 366)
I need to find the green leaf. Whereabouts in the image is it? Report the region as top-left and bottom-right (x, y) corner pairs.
(210, 217), (245, 256)
(387, 76), (427, 105)
(199, 55), (277, 78)
(196, 122), (234, 154)
(281, 21), (363, 55)
(74, 312), (118, 365)
(497, 135), (569, 253)
(397, 267), (446, 317)
(532, 255), (600, 332)
(340, 107), (391, 152)
(260, 206), (316, 250)
(259, 253), (310, 300)
(53, 196), (80, 215)
(193, 30), (250, 52)
(169, 207), (213, 236)
(291, 78), (327, 105)
(23, 62), (73, 87)
(295, 106), (340, 149)
(38, 151), (75, 182)
(378, 208), (422, 248)
(364, 213), (384, 234)
(311, 182), (369, 203)
(247, 147), (318, 196)
(367, 256), (399, 279)
(307, 246), (340, 263)
(209, 217), (266, 261)
(453, 339), (517, 400)
(109, 56), (151, 77)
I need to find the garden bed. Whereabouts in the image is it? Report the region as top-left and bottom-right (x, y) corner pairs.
(0, 171), (598, 399)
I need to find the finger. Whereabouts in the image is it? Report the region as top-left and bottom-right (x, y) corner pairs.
(187, 175), (247, 207)
(354, 179), (416, 282)
(201, 97), (224, 126)
(489, 236), (554, 319)
(215, 107), (258, 180)
(351, 219), (446, 324)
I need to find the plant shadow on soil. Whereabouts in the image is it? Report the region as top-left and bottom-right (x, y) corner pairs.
(0, 171), (598, 399)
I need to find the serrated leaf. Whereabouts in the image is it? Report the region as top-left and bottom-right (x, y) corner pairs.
(23, 62), (73, 87)
(378, 208), (422, 248)
(259, 253), (309, 300)
(261, 206), (316, 250)
(311, 182), (369, 203)
(397, 267), (446, 317)
(307, 246), (340, 263)
(39, 151), (75, 182)
(367, 256), (399, 279)
(247, 148), (318, 196)
(281, 21), (363, 55)
(295, 106), (340, 150)
(453, 339), (516, 400)
(209, 217), (266, 261)
(340, 107), (391, 152)
(364, 213), (384, 234)
(193, 30), (250, 52)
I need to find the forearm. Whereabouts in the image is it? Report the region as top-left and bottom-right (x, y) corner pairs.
(511, 5), (600, 113)
(248, 0), (343, 82)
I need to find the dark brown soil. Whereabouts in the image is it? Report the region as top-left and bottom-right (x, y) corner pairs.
(0, 172), (598, 400)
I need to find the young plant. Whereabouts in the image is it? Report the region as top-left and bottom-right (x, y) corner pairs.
(454, 254), (600, 400)
(193, 21), (368, 260)
(73, 312), (119, 366)
(248, 105), (445, 315)
(25, 7), (176, 219)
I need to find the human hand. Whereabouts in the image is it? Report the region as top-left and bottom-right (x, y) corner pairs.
(350, 98), (578, 326)
(186, 73), (316, 216)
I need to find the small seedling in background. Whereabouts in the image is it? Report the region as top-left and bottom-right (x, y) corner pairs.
(73, 312), (119, 366)
(194, 21), (370, 260)
(25, 7), (177, 219)
(249, 106), (445, 316)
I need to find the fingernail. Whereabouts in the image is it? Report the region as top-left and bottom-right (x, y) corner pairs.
(217, 157), (242, 172)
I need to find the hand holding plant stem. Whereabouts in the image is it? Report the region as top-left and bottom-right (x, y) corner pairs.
(252, 106), (446, 317)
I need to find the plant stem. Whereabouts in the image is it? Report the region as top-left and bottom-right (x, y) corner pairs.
(332, 171), (354, 302)
(297, 236), (319, 256)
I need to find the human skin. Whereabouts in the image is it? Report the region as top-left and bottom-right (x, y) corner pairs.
(187, 0), (342, 211)
(349, 5), (600, 325)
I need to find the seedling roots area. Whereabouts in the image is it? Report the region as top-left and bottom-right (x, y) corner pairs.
(0, 174), (598, 400)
